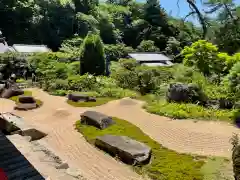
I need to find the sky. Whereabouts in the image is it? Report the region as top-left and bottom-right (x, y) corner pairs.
(138, 0), (240, 22)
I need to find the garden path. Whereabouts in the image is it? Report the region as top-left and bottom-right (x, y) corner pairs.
(0, 88), (239, 179)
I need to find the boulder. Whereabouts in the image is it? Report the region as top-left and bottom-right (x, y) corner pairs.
(14, 103), (38, 111)
(80, 111), (115, 129)
(68, 93), (89, 102)
(1, 88), (24, 98)
(95, 135), (152, 165)
(18, 96), (36, 104)
(167, 83), (206, 104)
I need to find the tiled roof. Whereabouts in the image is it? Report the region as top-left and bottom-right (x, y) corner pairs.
(128, 53), (172, 62)
(12, 44), (50, 53)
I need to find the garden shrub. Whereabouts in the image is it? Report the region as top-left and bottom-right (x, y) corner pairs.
(67, 61), (80, 75)
(136, 40), (160, 52)
(96, 76), (117, 88)
(80, 32), (105, 75)
(104, 43), (134, 61)
(225, 52), (240, 72)
(111, 68), (139, 89)
(28, 53), (68, 80)
(111, 65), (173, 95)
(119, 58), (138, 70)
(145, 100), (234, 121)
(182, 40), (225, 75)
(67, 74), (99, 91)
(223, 62), (240, 100)
(217, 52), (232, 73)
(48, 79), (69, 91)
(172, 64), (196, 83)
(50, 89), (68, 96)
(135, 66), (173, 95)
(98, 87), (139, 98)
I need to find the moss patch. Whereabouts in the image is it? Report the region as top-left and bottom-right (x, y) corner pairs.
(10, 91), (43, 107)
(67, 97), (117, 107)
(201, 157), (233, 180)
(144, 100), (234, 122)
(76, 117), (205, 180)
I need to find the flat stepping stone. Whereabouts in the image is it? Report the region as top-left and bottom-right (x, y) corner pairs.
(14, 103), (38, 111)
(80, 111), (115, 130)
(68, 94), (89, 102)
(95, 135), (152, 165)
(0, 112), (47, 141)
(18, 96), (36, 104)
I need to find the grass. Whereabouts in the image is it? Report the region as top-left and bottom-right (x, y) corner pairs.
(76, 117), (205, 180)
(67, 97), (117, 107)
(9, 90), (43, 107)
(144, 100), (234, 122)
(201, 157), (233, 180)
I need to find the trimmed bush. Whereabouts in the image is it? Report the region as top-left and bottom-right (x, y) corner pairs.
(98, 87), (139, 98)
(80, 33), (105, 75)
(67, 74), (99, 91)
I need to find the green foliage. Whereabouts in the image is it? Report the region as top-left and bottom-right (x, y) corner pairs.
(145, 100), (234, 122)
(223, 62), (240, 99)
(16, 78), (26, 83)
(104, 44), (134, 61)
(164, 37), (182, 59)
(76, 117), (204, 180)
(136, 40), (160, 52)
(76, 12), (99, 37)
(48, 79), (69, 91)
(111, 64), (173, 95)
(225, 52), (240, 72)
(80, 33), (106, 75)
(67, 74), (98, 91)
(67, 61), (80, 75)
(0, 53), (27, 79)
(97, 87), (139, 98)
(60, 36), (83, 55)
(182, 40), (225, 75)
(119, 58), (138, 70)
(28, 52), (69, 80)
(201, 157), (233, 180)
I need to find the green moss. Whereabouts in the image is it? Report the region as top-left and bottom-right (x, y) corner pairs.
(201, 157), (233, 180)
(144, 100), (234, 122)
(67, 97), (116, 107)
(76, 117), (204, 180)
(10, 91), (43, 107)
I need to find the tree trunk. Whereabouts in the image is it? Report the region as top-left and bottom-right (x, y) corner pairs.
(186, 0), (207, 39)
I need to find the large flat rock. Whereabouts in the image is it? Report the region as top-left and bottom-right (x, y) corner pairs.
(81, 111), (115, 130)
(95, 135), (152, 165)
(0, 112), (47, 141)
